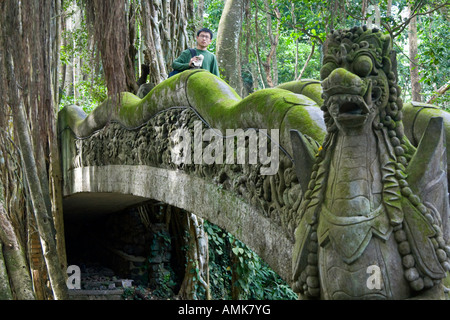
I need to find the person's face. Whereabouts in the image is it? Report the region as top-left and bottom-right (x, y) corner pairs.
(197, 31), (212, 48)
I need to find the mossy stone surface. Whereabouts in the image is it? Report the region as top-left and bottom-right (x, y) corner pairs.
(58, 69), (326, 157)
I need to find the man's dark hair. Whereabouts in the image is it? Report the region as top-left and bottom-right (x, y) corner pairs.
(197, 28), (213, 39)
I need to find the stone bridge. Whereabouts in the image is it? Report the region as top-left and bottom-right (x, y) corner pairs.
(58, 69), (450, 288)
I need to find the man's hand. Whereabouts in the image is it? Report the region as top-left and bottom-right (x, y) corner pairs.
(189, 56), (199, 67)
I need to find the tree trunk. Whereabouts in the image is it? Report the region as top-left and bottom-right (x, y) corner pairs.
(427, 81), (450, 104)
(408, 5), (421, 102)
(272, 50), (278, 85)
(253, 1), (267, 89)
(149, 0), (169, 81)
(141, 0), (161, 85)
(0, 242), (14, 300)
(3, 2), (68, 297)
(125, 2), (139, 93)
(387, 0), (392, 16)
(297, 42), (315, 81)
(216, 0), (244, 95)
(28, 222), (49, 300)
(177, 211), (210, 299)
(0, 203), (35, 300)
(261, 0), (280, 87)
(230, 240), (241, 299)
(5, 53), (68, 300)
(52, 0), (61, 106)
(83, 0), (128, 101)
(48, 0), (69, 291)
(1, 0), (69, 300)
(251, 63), (259, 92)
(290, 2), (299, 79)
(197, 0), (205, 27)
(48, 114), (68, 285)
(140, 0), (193, 85)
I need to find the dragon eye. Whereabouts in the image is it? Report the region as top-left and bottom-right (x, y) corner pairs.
(320, 62), (337, 80)
(353, 55), (373, 77)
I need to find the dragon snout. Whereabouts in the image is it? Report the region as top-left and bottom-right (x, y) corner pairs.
(322, 68), (368, 97)
(323, 68), (375, 127)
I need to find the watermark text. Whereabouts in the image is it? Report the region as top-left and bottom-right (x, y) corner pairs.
(170, 121), (280, 175)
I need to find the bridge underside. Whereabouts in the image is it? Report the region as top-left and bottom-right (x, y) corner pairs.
(63, 164), (294, 284)
(63, 192), (148, 219)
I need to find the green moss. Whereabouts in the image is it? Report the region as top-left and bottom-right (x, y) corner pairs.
(117, 92), (144, 123)
(58, 69), (326, 155)
(276, 80), (323, 106)
(283, 106), (326, 144)
(443, 272), (450, 295)
(402, 102), (450, 172)
(57, 104), (87, 136)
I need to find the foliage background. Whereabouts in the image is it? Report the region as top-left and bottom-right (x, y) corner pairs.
(60, 0), (449, 113)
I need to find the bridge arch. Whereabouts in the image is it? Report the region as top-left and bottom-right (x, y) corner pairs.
(59, 70), (327, 286)
(63, 164), (293, 283)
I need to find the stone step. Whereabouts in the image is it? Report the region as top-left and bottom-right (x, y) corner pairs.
(68, 289), (125, 300)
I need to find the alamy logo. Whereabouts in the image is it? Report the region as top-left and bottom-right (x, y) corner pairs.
(366, 265), (381, 290)
(66, 265), (81, 289)
(170, 121), (280, 175)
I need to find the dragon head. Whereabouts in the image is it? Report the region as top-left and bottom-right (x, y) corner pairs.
(320, 26), (398, 134)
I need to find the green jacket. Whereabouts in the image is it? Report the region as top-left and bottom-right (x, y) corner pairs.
(172, 48), (220, 77)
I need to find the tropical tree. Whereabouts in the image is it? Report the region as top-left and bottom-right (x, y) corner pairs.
(0, 0), (68, 300)
(216, 0), (245, 95)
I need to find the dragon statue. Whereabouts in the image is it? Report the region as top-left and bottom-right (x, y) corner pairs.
(291, 26), (450, 299)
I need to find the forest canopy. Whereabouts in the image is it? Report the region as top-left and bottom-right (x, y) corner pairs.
(58, 0), (450, 112)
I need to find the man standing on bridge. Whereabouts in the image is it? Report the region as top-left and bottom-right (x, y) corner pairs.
(171, 28), (220, 77)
